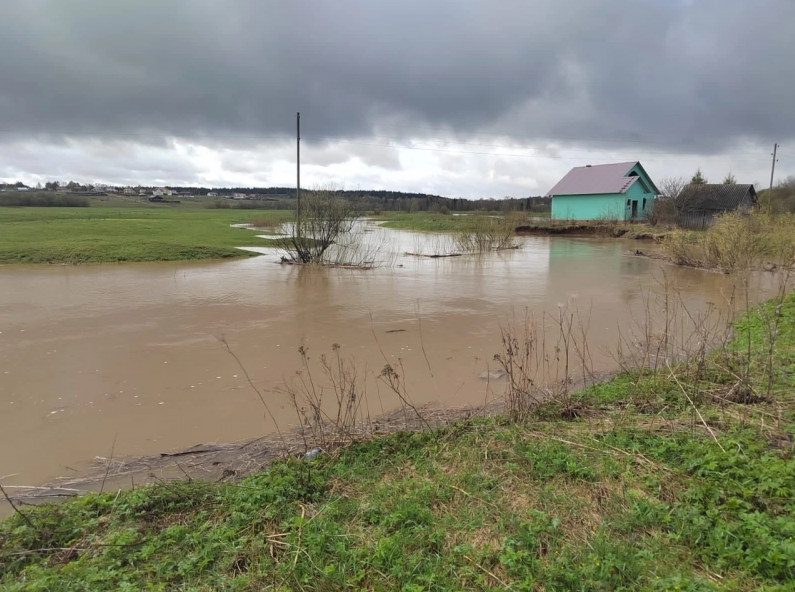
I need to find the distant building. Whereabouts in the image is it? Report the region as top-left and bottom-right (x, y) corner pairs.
(676, 184), (758, 229)
(152, 188), (175, 197)
(207, 192), (219, 197)
(16, 187), (30, 192)
(123, 186), (136, 195)
(546, 161), (659, 221)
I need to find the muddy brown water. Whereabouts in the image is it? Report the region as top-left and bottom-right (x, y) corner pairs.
(0, 225), (781, 497)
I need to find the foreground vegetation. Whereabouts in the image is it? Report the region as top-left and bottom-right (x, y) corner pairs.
(2, 290), (794, 590)
(663, 210), (795, 272)
(0, 207), (293, 264)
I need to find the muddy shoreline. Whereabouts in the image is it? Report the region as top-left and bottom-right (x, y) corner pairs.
(515, 222), (668, 240)
(0, 368), (621, 510)
(4, 403), (502, 508)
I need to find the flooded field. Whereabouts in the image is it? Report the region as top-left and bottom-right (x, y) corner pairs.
(0, 224), (779, 488)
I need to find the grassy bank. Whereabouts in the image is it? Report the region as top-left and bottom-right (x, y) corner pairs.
(0, 207), (293, 264)
(379, 211), (548, 232)
(3, 293), (795, 590)
(379, 212), (671, 242)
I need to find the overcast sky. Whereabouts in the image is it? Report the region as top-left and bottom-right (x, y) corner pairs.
(0, 0), (793, 197)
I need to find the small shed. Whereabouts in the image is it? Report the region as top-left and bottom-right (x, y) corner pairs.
(546, 161), (659, 221)
(676, 184), (758, 229)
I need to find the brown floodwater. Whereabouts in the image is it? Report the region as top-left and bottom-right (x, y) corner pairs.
(0, 225), (780, 490)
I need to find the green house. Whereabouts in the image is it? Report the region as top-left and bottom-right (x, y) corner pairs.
(547, 161), (659, 221)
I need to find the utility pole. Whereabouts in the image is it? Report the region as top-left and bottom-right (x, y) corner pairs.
(769, 143), (779, 213)
(296, 112), (301, 235)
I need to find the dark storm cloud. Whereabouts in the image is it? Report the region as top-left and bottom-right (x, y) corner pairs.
(0, 0), (793, 153)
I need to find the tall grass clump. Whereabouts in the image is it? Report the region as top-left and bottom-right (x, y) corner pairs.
(663, 210), (795, 271)
(661, 228), (703, 267)
(703, 210), (772, 270)
(247, 211), (292, 231)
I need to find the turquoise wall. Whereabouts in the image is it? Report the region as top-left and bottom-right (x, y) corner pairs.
(551, 194), (628, 220)
(551, 163), (657, 221)
(625, 180), (655, 219)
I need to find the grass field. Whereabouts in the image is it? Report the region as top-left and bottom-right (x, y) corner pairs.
(0, 202), (552, 264)
(0, 206), (294, 264)
(2, 293), (794, 590)
(378, 211), (548, 232)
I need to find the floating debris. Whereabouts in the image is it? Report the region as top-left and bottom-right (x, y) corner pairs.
(303, 447), (323, 460)
(478, 370), (507, 381)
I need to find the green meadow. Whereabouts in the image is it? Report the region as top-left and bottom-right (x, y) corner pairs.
(0, 205), (294, 264)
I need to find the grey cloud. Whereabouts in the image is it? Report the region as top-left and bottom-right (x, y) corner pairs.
(0, 139), (203, 185)
(0, 0), (793, 157)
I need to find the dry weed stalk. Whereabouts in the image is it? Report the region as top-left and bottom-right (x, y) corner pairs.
(494, 303), (596, 421)
(378, 360), (433, 433)
(282, 345), (369, 451)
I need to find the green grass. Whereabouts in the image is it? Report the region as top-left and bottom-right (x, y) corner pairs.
(0, 206), (294, 264)
(379, 211), (548, 232)
(3, 295), (795, 590)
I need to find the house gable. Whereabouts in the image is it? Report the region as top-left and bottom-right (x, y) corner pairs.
(624, 162), (660, 196)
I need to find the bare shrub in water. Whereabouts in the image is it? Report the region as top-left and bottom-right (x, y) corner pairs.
(407, 234), (461, 258)
(284, 188), (362, 265)
(455, 212), (521, 253)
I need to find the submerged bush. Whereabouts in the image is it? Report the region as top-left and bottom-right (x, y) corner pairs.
(454, 212), (521, 253)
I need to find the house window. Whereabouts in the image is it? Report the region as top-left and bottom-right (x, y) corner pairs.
(642, 198), (647, 210)
(626, 199), (631, 206)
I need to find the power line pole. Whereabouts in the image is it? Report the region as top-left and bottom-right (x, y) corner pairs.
(296, 112), (301, 235)
(768, 143), (778, 212)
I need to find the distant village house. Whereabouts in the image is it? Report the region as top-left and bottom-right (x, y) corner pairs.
(675, 184), (758, 229)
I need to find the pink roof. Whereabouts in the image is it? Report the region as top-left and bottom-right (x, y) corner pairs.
(546, 161), (639, 196)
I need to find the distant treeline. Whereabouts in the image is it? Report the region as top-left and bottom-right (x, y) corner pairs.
(167, 186), (552, 213)
(0, 193), (89, 207)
